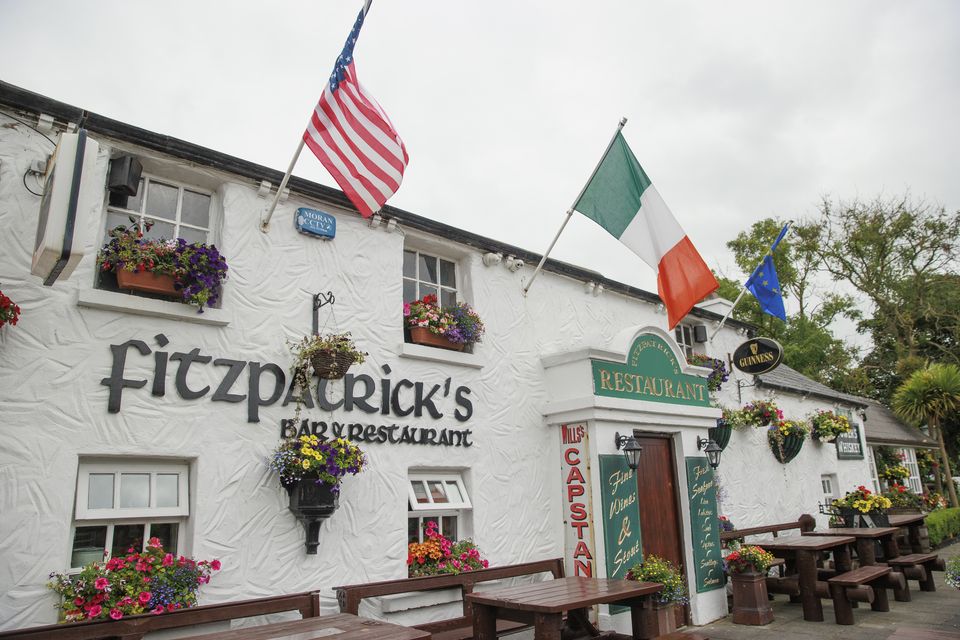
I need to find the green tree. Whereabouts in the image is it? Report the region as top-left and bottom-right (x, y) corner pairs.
(720, 218), (861, 390)
(808, 195), (960, 400)
(892, 363), (960, 508)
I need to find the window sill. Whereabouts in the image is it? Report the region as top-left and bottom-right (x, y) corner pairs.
(77, 289), (230, 326)
(399, 342), (483, 369)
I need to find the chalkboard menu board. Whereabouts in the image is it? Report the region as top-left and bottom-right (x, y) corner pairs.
(599, 454), (643, 614)
(684, 458), (724, 593)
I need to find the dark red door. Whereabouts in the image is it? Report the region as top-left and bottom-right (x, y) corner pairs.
(634, 434), (688, 626)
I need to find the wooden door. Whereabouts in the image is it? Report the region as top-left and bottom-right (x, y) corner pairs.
(634, 434), (688, 626)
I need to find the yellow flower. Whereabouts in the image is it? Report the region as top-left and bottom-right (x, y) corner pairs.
(301, 460), (311, 469)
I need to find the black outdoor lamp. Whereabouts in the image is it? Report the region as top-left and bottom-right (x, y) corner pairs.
(614, 432), (643, 471)
(697, 436), (722, 470)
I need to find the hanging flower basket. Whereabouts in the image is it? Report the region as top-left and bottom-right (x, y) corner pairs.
(116, 269), (178, 297)
(709, 419), (732, 451)
(409, 326), (464, 351)
(310, 350), (359, 380)
(768, 432), (805, 463)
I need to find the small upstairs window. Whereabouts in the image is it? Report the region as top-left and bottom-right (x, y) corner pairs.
(407, 472), (471, 543)
(403, 250), (458, 308)
(104, 174), (212, 245)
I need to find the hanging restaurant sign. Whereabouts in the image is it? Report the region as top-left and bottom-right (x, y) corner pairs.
(835, 424), (864, 460)
(731, 337), (783, 375)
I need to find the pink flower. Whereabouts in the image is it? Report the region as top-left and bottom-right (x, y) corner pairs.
(88, 604), (102, 618)
(403, 303), (411, 317)
(198, 574), (210, 584)
(109, 609), (123, 620)
(481, 560), (489, 568)
(147, 537), (162, 548)
(94, 577), (109, 591)
(136, 561), (150, 572)
(162, 553), (174, 567)
(73, 597), (84, 606)
(138, 591), (152, 605)
(151, 606), (164, 615)
(211, 559), (221, 571)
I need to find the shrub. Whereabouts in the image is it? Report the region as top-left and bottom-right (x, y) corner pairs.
(926, 507), (960, 548)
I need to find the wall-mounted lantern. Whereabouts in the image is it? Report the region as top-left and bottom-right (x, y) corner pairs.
(697, 436), (722, 470)
(614, 432), (643, 471)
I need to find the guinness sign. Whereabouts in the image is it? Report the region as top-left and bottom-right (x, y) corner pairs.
(732, 337), (783, 375)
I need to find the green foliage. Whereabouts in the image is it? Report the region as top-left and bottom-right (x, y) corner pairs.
(925, 507), (960, 548)
(626, 555), (689, 605)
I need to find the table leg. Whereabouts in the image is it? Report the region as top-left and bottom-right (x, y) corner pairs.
(856, 538), (876, 565)
(533, 612), (564, 640)
(471, 603), (497, 640)
(907, 524), (924, 553)
(834, 544), (852, 572)
(796, 550), (824, 622)
(881, 534), (900, 561)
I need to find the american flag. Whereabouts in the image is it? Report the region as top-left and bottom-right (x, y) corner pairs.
(303, 0), (408, 218)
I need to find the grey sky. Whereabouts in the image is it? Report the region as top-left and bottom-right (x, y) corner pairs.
(1, 1), (957, 328)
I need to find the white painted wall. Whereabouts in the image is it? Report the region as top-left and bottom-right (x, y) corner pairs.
(0, 118), (872, 630)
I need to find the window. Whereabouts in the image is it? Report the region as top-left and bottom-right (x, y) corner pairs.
(820, 474), (837, 505)
(675, 324), (696, 358)
(867, 447), (881, 494)
(71, 460), (189, 569)
(403, 250), (458, 307)
(104, 174), (213, 245)
(898, 448), (923, 494)
(407, 472), (471, 543)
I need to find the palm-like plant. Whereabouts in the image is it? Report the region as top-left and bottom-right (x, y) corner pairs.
(892, 364), (960, 508)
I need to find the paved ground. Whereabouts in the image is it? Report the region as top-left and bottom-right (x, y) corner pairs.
(691, 539), (960, 640)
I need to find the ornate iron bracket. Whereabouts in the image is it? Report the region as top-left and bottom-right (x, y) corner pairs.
(312, 291), (335, 336)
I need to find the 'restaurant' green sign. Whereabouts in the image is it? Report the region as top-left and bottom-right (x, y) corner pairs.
(684, 457), (724, 593)
(592, 334), (710, 407)
(599, 454), (643, 614)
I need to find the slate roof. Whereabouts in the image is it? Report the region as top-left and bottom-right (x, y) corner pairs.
(755, 364), (867, 407)
(858, 398), (937, 448)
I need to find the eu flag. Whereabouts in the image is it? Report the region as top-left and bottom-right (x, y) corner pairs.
(745, 254), (786, 321)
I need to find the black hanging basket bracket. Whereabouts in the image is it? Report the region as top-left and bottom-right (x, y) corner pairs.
(312, 291), (335, 336)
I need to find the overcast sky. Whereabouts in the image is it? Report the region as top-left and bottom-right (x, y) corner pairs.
(2, 1), (958, 341)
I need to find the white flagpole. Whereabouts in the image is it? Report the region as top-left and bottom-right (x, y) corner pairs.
(708, 221), (793, 341)
(522, 117), (628, 295)
(260, 139), (306, 233)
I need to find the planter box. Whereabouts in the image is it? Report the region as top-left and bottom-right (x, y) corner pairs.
(730, 571), (774, 625)
(116, 270), (178, 297)
(409, 327), (464, 352)
(636, 601), (676, 640)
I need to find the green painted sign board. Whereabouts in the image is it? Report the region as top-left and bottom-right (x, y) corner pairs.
(684, 457), (724, 593)
(592, 334), (710, 407)
(599, 454), (643, 614)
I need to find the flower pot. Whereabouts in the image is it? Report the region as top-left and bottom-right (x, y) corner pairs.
(116, 270), (178, 297)
(409, 326), (464, 351)
(310, 350), (356, 380)
(769, 433), (804, 463)
(286, 480), (340, 554)
(836, 506), (868, 528)
(730, 570), (774, 625)
(636, 600), (677, 640)
(709, 421), (732, 451)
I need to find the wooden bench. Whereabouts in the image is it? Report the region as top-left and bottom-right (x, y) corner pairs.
(0, 592), (321, 640)
(719, 514), (817, 546)
(827, 565), (891, 625)
(886, 553), (943, 593)
(334, 559), (564, 640)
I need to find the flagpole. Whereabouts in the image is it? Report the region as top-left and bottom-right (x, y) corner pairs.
(708, 220), (793, 341)
(522, 117), (628, 295)
(260, 138), (306, 233)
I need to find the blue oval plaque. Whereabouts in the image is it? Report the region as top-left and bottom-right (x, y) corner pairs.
(295, 207), (336, 240)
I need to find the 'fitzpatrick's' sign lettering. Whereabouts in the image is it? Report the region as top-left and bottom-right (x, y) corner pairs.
(99, 334), (474, 423)
(732, 337), (784, 375)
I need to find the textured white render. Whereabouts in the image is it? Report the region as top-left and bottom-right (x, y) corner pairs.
(0, 120), (872, 630)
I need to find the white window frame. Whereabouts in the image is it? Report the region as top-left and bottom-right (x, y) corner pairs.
(104, 172), (214, 245)
(820, 474), (836, 503)
(898, 447), (923, 494)
(407, 472), (472, 544)
(403, 249), (459, 307)
(867, 447), (881, 494)
(76, 461), (189, 519)
(674, 324), (697, 359)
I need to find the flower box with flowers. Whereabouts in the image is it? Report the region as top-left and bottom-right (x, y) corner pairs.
(404, 295), (484, 352)
(47, 537), (220, 622)
(725, 544), (775, 625)
(687, 353), (729, 393)
(767, 419), (809, 463)
(407, 521), (489, 577)
(831, 485), (892, 527)
(96, 219), (228, 313)
(725, 400), (783, 429)
(625, 555), (688, 639)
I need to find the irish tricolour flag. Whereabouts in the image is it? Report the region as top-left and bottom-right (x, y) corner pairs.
(574, 132), (718, 329)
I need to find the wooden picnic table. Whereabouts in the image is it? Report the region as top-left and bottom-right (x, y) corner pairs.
(889, 513), (930, 553)
(465, 576), (663, 640)
(802, 527), (901, 565)
(752, 534), (854, 622)
(172, 612), (431, 640)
